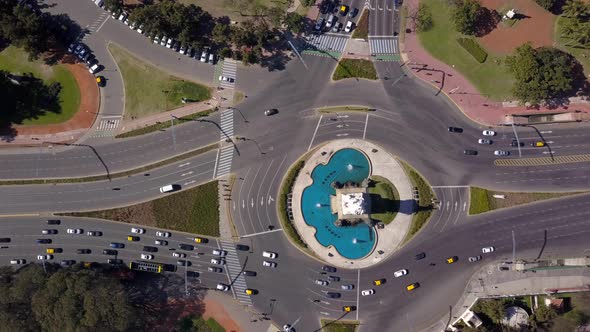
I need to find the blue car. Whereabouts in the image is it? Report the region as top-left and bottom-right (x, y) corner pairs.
(110, 242), (125, 248)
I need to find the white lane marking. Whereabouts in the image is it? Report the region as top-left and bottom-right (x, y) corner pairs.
(337, 115), (349, 118)
(308, 115), (323, 151)
(184, 180), (196, 186)
(540, 131), (552, 134)
(179, 162), (191, 167)
(250, 198), (254, 207)
(432, 185), (470, 188)
(242, 200), (245, 209)
(356, 269), (360, 320)
(260, 196), (263, 206)
(336, 133), (349, 137)
(463, 202), (467, 211)
(212, 149), (220, 179)
(363, 113), (369, 139)
(239, 228), (283, 238)
(95, 15), (110, 32)
(267, 195), (274, 205)
(181, 171), (193, 177)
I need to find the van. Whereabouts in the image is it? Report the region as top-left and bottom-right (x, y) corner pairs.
(159, 184), (174, 193)
(325, 15), (335, 29)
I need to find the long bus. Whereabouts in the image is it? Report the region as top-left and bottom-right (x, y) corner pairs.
(129, 261), (164, 273)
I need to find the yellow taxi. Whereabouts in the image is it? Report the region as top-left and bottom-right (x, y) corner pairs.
(96, 76), (105, 87)
(340, 5), (349, 15)
(342, 306), (357, 312)
(83, 262), (92, 268)
(406, 283), (419, 291)
(532, 141), (546, 147)
(373, 278), (386, 286)
(128, 235), (140, 241)
(194, 237), (205, 244)
(46, 248), (55, 254)
(446, 256), (458, 264)
(245, 289), (256, 295)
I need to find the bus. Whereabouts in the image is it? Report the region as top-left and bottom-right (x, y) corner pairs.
(129, 261), (164, 273)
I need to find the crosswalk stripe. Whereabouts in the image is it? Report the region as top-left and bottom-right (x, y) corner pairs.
(219, 241), (252, 305)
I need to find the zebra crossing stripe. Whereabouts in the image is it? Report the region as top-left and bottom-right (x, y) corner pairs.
(219, 240), (252, 305)
(369, 37), (399, 55)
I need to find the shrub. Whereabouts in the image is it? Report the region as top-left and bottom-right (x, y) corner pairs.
(456, 37), (488, 63)
(535, 0), (557, 10)
(416, 3), (434, 32)
(278, 160), (307, 249)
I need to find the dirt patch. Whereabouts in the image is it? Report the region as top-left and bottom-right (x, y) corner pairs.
(203, 296), (242, 332)
(478, 0), (556, 54)
(13, 62), (99, 136)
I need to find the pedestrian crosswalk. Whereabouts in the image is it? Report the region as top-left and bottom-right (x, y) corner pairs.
(219, 240), (252, 306)
(219, 108), (234, 141)
(219, 59), (237, 89)
(303, 33), (349, 56)
(214, 146), (234, 178)
(369, 37), (399, 55)
(90, 116), (120, 137)
(86, 12), (109, 34)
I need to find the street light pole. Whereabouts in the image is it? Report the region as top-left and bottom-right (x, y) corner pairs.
(184, 260), (189, 296)
(170, 115), (177, 150)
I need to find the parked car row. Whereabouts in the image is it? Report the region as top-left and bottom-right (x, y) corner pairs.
(315, 2), (358, 33)
(67, 42), (101, 74)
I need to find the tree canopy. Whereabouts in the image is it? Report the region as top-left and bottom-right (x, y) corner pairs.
(451, 0), (482, 35)
(506, 43), (580, 105)
(560, 0), (590, 49)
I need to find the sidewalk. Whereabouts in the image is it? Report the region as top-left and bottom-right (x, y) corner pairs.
(203, 291), (272, 332)
(400, 0), (590, 126)
(423, 263), (590, 331)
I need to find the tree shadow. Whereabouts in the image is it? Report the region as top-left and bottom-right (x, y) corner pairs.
(474, 8), (502, 37)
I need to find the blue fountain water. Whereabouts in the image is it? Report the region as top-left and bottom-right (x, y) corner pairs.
(301, 148), (375, 259)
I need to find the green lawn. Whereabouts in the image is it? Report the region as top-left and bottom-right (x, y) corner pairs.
(469, 186), (584, 215)
(179, 0), (290, 22)
(333, 59), (377, 81)
(399, 160), (435, 242)
(418, 0), (515, 100)
(62, 180), (220, 236)
(108, 43), (211, 120)
(352, 9), (369, 40)
(320, 319), (359, 332)
(368, 175), (399, 225)
(554, 16), (590, 77)
(0, 46), (80, 125)
(115, 109), (215, 138)
(278, 160), (308, 249)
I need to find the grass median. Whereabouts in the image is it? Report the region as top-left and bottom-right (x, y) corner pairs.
(332, 59), (377, 81)
(469, 186), (584, 215)
(115, 108), (216, 138)
(278, 160), (308, 249)
(368, 175), (399, 225)
(320, 319), (359, 332)
(399, 160), (435, 242)
(108, 43), (211, 120)
(352, 9), (369, 40)
(317, 106), (373, 113)
(0, 143), (218, 185)
(61, 180), (220, 236)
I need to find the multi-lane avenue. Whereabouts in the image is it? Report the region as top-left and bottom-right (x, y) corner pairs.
(2, 0), (590, 331)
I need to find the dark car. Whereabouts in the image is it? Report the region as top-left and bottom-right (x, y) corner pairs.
(107, 258), (123, 265)
(186, 271), (200, 278)
(243, 270), (257, 277)
(143, 246), (158, 252)
(322, 265), (337, 273)
(103, 249), (118, 255)
(0, 238), (10, 243)
(235, 244), (250, 251)
(348, 7), (359, 17)
(36, 239), (51, 244)
(179, 244), (194, 251)
(110, 242), (124, 249)
(47, 219), (61, 225)
(60, 260), (75, 266)
(264, 109), (278, 116)
(448, 127), (463, 133)
(326, 292), (341, 299)
(76, 249), (91, 254)
(177, 260), (191, 266)
(510, 139), (524, 147)
(415, 252), (426, 260)
(328, 275), (341, 282)
(208, 266), (223, 273)
(463, 149), (478, 155)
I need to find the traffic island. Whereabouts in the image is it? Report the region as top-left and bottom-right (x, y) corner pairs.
(332, 59), (377, 81)
(286, 139), (415, 269)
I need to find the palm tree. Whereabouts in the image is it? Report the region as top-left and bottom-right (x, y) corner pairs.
(562, 0), (589, 18)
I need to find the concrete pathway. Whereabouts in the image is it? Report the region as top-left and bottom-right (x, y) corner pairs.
(203, 291), (272, 332)
(400, 0), (590, 126)
(291, 139), (413, 269)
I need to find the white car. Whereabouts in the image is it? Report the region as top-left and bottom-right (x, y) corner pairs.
(482, 130), (496, 136)
(208, 53), (215, 64)
(200, 51), (208, 62)
(141, 253), (154, 260)
(361, 289), (375, 296)
(478, 139), (492, 144)
(131, 227), (145, 234)
(262, 260), (277, 268)
(166, 38), (173, 48)
(118, 13), (127, 21)
(37, 255), (53, 260)
(154, 240), (167, 246)
(160, 36), (167, 46)
(494, 150), (510, 156)
(179, 46), (186, 55)
(128, 22), (136, 30)
(211, 258), (225, 265)
(219, 76), (234, 82)
(137, 24), (144, 34)
(88, 64), (99, 74)
(153, 35), (160, 44)
(212, 249), (227, 257)
(315, 279), (329, 286)
(482, 246), (495, 254)
(10, 259), (25, 264)
(345, 21), (354, 33)
(262, 251), (277, 259)
(155, 231), (170, 237)
(67, 228), (83, 234)
(172, 252), (186, 258)
(393, 269), (408, 278)
(216, 283), (229, 291)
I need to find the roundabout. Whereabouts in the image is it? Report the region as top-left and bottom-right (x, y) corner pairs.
(291, 139), (415, 268)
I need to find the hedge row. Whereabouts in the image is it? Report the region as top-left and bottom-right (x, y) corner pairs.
(456, 37), (488, 63)
(277, 160), (307, 249)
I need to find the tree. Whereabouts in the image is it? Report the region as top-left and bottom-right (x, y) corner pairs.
(211, 22), (231, 46)
(267, 6), (285, 28)
(283, 12), (305, 33)
(506, 43), (579, 105)
(104, 0), (123, 13)
(562, 0), (590, 18)
(415, 3), (434, 32)
(451, 0), (482, 35)
(535, 0), (558, 11)
(300, 0), (316, 7)
(529, 304), (556, 330)
(472, 299), (505, 324)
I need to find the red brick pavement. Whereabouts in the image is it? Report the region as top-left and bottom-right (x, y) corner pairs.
(401, 0), (590, 126)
